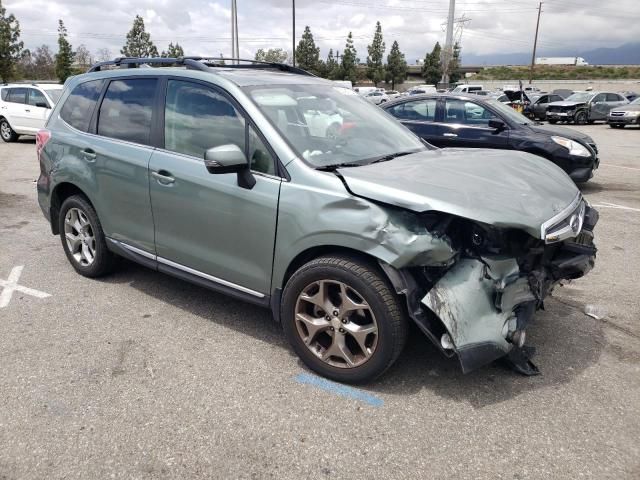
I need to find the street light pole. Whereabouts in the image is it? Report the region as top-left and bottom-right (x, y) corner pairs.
(292, 0), (296, 66)
(529, 2), (543, 84)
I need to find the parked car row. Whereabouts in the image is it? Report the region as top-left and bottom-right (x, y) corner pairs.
(34, 57), (598, 383)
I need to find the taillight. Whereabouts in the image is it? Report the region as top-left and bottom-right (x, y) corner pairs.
(36, 129), (51, 160)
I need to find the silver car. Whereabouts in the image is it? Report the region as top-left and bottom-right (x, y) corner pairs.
(546, 91), (628, 124)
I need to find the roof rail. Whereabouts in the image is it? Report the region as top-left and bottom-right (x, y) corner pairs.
(87, 57), (314, 76)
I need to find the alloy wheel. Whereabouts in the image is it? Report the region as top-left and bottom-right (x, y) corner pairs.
(63, 207), (96, 266)
(294, 279), (379, 368)
(1, 121), (11, 140)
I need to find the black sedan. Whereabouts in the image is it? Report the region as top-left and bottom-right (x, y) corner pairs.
(381, 93), (599, 183)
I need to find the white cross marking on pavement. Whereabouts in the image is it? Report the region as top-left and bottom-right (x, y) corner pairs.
(0, 266), (51, 308)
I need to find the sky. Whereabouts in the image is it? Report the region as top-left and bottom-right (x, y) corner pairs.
(5, 0), (640, 65)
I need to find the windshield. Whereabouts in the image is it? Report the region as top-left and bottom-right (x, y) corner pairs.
(43, 88), (62, 104)
(631, 97), (640, 105)
(565, 92), (594, 102)
(484, 98), (533, 125)
(245, 84), (425, 168)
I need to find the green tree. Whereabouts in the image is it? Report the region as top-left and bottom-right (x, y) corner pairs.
(385, 40), (407, 90)
(0, 1), (27, 82)
(325, 49), (340, 80)
(255, 48), (288, 63)
(121, 15), (158, 57)
(55, 20), (73, 83)
(295, 26), (320, 73)
(421, 41), (442, 85)
(366, 21), (385, 86)
(447, 42), (462, 84)
(341, 31), (358, 84)
(161, 42), (184, 58)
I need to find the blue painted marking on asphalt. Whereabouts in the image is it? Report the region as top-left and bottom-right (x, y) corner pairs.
(294, 372), (384, 407)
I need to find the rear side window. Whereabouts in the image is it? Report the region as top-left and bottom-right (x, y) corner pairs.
(606, 93), (622, 102)
(7, 88), (27, 104)
(0, 88), (8, 101)
(60, 80), (105, 132)
(389, 99), (437, 122)
(97, 78), (157, 146)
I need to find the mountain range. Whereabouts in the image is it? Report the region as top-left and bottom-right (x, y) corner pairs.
(462, 42), (640, 66)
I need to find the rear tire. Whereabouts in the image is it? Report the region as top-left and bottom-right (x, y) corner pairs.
(58, 195), (117, 278)
(281, 255), (408, 384)
(0, 118), (18, 142)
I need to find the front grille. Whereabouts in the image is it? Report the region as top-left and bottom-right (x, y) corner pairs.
(547, 106), (562, 113)
(609, 111), (625, 117)
(543, 199), (586, 244)
(588, 142), (598, 155)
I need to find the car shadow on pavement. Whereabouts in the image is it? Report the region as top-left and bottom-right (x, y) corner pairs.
(98, 259), (605, 409)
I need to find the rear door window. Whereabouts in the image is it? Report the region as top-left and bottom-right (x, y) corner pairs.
(7, 88), (27, 104)
(389, 99), (437, 121)
(97, 78), (157, 145)
(606, 93), (622, 102)
(60, 79), (105, 132)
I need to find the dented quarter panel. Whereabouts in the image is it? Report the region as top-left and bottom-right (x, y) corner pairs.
(338, 148), (579, 238)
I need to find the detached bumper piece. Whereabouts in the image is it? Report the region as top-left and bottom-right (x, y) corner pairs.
(421, 206), (598, 375)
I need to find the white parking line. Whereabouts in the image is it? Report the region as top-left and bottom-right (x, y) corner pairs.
(600, 163), (640, 172)
(0, 266), (51, 308)
(592, 202), (640, 213)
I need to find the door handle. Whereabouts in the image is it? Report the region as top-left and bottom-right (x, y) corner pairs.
(151, 170), (175, 185)
(24, 109), (30, 112)
(443, 133), (458, 137)
(81, 148), (96, 161)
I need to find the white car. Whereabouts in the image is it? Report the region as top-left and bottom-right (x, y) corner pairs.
(0, 83), (63, 142)
(364, 91), (389, 105)
(385, 90), (401, 99)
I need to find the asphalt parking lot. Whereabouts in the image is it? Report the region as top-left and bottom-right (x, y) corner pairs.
(0, 124), (639, 479)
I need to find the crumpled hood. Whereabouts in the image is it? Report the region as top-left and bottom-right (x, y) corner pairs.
(527, 123), (594, 143)
(337, 148), (579, 238)
(548, 101), (586, 108)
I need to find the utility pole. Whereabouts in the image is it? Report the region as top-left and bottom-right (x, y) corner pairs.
(529, 2), (543, 84)
(292, 0), (296, 66)
(230, 0), (239, 63)
(335, 50), (341, 63)
(441, 0), (455, 85)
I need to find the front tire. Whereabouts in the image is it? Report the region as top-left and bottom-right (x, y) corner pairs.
(281, 256), (408, 383)
(0, 118), (18, 142)
(574, 111), (588, 125)
(58, 195), (117, 278)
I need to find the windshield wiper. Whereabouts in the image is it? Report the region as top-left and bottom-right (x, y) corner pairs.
(366, 150), (418, 165)
(316, 162), (366, 171)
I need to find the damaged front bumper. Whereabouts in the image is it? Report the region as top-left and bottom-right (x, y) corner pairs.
(419, 205), (598, 374)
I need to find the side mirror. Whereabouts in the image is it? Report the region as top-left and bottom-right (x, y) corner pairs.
(488, 119), (506, 132)
(35, 101), (49, 108)
(204, 144), (255, 189)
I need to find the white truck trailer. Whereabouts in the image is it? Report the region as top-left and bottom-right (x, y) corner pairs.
(535, 57), (589, 66)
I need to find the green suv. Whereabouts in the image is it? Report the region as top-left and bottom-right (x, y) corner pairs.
(37, 57), (598, 383)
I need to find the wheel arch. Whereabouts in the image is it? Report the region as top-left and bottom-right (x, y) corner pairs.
(49, 182), (95, 235)
(271, 244), (397, 323)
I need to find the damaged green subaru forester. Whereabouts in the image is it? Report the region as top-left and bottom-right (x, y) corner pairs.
(37, 58), (598, 383)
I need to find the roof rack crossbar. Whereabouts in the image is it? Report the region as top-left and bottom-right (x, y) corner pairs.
(87, 56), (314, 76)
